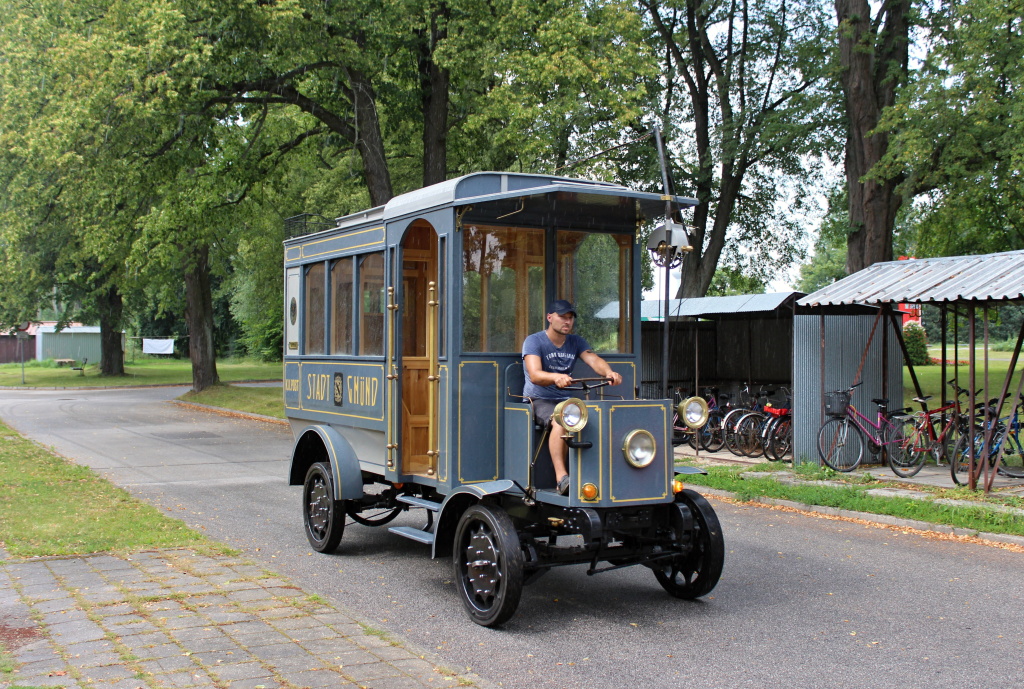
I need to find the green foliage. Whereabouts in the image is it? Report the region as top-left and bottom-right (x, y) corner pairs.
(639, 0), (841, 297)
(706, 267), (766, 297)
(903, 322), (929, 366)
(878, 0), (1024, 256)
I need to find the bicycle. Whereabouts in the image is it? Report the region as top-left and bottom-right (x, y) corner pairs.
(892, 380), (974, 478)
(817, 382), (910, 472)
(724, 385), (773, 456)
(734, 388), (790, 459)
(950, 403), (1024, 485)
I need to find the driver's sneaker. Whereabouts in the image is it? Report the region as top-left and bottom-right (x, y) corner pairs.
(557, 475), (570, 495)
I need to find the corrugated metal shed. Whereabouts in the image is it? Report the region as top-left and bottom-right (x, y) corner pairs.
(798, 250), (1024, 307)
(628, 291), (801, 320)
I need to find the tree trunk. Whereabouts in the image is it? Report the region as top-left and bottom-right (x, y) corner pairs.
(97, 286), (125, 376)
(419, 5), (450, 187)
(835, 0), (911, 274)
(183, 244), (219, 392)
(346, 67), (394, 206)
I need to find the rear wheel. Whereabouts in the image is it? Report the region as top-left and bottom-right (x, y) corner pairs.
(701, 410), (725, 452)
(998, 427), (1024, 478)
(303, 462), (345, 553)
(818, 417), (863, 472)
(654, 490), (725, 599)
(767, 416), (792, 461)
(736, 413), (765, 458)
(453, 504), (524, 627)
(722, 408), (749, 456)
(888, 417), (925, 478)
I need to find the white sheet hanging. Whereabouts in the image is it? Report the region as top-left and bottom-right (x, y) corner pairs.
(142, 338), (174, 355)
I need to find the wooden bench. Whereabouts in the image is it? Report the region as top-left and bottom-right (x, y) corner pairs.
(54, 358), (75, 367)
(70, 358), (87, 375)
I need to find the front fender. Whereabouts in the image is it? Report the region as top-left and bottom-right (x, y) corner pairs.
(431, 480), (517, 559)
(288, 425), (364, 501)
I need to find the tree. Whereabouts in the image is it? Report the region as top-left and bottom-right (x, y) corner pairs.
(639, 0), (840, 298)
(876, 0), (1024, 258)
(834, 0), (913, 273)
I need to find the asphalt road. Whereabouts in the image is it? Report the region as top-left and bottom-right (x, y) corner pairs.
(2, 386), (1022, 689)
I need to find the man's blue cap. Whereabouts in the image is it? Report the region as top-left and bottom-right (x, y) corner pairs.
(547, 299), (576, 316)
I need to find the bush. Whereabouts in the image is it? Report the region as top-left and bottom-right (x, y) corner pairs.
(903, 322), (929, 366)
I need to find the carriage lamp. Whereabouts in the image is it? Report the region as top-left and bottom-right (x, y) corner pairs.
(622, 429), (657, 468)
(672, 477), (686, 493)
(553, 398), (588, 433)
(581, 482), (600, 500)
(678, 396), (709, 429)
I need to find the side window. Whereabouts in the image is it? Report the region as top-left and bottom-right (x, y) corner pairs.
(359, 252), (385, 355)
(304, 262), (326, 355)
(462, 224), (545, 352)
(331, 257), (354, 355)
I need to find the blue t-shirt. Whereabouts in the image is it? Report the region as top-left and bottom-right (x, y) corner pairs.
(522, 331), (592, 400)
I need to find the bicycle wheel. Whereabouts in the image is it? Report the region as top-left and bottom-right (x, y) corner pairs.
(768, 416), (792, 462)
(701, 410), (726, 452)
(888, 416), (925, 478)
(949, 431), (975, 486)
(722, 408), (749, 456)
(736, 413), (766, 458)
(997, 426), (1024, 478)
(817, 417), (863, 472)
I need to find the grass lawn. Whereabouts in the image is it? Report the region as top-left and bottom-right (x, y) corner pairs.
(0, 420), (220, 558)
(179, 384), (285, 419)
(681, 462), (1024, 537)
(0, 357), (280, 388)
(903, 359), (1022, 409)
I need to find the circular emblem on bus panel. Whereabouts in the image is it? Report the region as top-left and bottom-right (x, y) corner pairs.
(289, 297), (298, 325)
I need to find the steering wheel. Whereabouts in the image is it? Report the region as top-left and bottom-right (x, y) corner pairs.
(562, 377), (614, 393)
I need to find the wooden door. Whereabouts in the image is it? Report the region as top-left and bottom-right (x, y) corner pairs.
(400, 222), (439, 477)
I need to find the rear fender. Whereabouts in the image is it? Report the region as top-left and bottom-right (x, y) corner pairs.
(432, 480), (517, 559)
(288, 425), (364, 501)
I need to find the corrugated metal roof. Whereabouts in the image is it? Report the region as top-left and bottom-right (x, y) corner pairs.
(798, 250), (1024, 306)
(631, 292), (802, 320)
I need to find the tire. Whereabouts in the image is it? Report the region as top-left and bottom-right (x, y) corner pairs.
(654, 490), (725, 599)
(888, 416), (925, 478)
(950, 428), (999, 486)
(950, 431), (977, 486)
(997, 425), (1024, 478)
(701, 410), (726, 452)
(303, 462), (345, 553)
(735, 413), (766, 458)
(722, 408), (749, 456)
(817, 417), (863, 472)
(453, 504), (524, 627)
(767, 416), (792, 461)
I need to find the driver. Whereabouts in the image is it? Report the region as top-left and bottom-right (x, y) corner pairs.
(523, 300), (623, 494)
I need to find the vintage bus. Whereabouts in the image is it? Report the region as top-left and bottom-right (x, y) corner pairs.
(284, 172), (724, 626)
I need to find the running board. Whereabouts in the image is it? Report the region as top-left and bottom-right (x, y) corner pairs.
(388, 526), (435, 545)
(396, 495), (442, 511)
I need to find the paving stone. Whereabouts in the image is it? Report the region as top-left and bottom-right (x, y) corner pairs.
(137, 653), (202, 674)
(277, 668), (357, 688)
(79, 663), (137, 683)
(149, 669), (215, 688)
(208, 661), (275, 682)
(340, 660), (403, 682)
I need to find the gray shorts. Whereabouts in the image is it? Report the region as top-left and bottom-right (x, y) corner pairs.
(532, 398), (561, 427)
